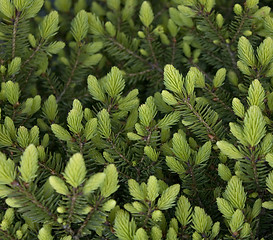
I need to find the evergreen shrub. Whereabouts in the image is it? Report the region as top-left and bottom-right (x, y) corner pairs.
(0, 0), (273, 239)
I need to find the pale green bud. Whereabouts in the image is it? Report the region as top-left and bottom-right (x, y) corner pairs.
(227, 71), (238, 86)
(140, 49), (148, 56)
(57, 206), (66, 213)
(28, 34), (36, 48)
(234, 4), (243, 15)
(243, 30), (252, 36)
(105, 21), (116, 37)
(127, 132), (142, 141)
(138, 31), (145, 38)
(216, 14), (224, 28)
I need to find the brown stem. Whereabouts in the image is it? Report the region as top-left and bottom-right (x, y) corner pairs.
(12, 11), (21, 58)
(187, 162), (204, 208)
(171, 38), (177, 65)
(57, 47), (82, 102)
(42, 72), (58, 95)
(250, 150), (261, 194)
(108, 37), (163, 73)
(21, 42), (43, 68)
(0, 228), (16, 240)
(146, 29), (159, 68)
(74, 197), (104, 239)
(189, 59), (233, 113)
(183, 98), (219, 141)
(231, 12), (249, 43)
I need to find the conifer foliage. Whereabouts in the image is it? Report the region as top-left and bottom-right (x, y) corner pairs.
(0, 0), (273, 239)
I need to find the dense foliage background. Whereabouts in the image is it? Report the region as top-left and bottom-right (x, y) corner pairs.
(0, 0), (273, 239)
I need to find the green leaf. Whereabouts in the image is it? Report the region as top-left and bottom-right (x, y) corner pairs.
(151, 226), (162, 240)
(4, 117), (16, 140)
(147, 176), (159, 202)
(107, 0), (120, 11)
(157, 184), (180, 210)
(243, 106), (266, 146)
(114, 210), (136, 240)
(83, 172), (105, 195)
(166, 227), (177, 240)
(0, 0), (14, 18)
(54, 0), (71, 12)
(172, 132), (191, 161)
(166, 156), (185, 174)
(0, 153), (15, 184)
(38, 225), (53, 240)
(0, 125), (13, 147)
(97, 109), (111, 138)
(82, 53), (102, 67)
(218, 164), (232, 181)
(175, 195), (192, 226)
(8, 57), (21, 76)
(232, 98), (245, 118)
(144, 146), (159, 161)
(71, 10), (89, 42)
(213, 68), (226, 88)
(46, 41), (65, 54)
(192, 207), (212, 234)
(39, 11), (59, 40)
(19, 144), (38, 183)
(216, 141), (244, 159)
(257, 37), (273, 66)
(49, 176), (69, 195)
(195, 141), (211, 165)
(266, 171), (273, 194)
(43, 95), (58, 121)
(134, 228), (148, 240)
(139, 1), (154, 27)
(247, 79), (265, 110)
(229, 209), (245, 233)
(262, 201), (273, 210)
(223, 176), (246, 209)
(14, 0), (31, 11)
(216, 197), (234, 220)
(229, 123), (247, 146)
(102, 199), (116, 212)
(246, 0), (259, 9)
(157, 112), (180, 128)
(251, 199), (262, 219)
(51, 124), (72, 141)
(128, 179), (146, 201)
(88, 75), (106, 102)
(63, 153), (86, 188)
(240, 223), (251, 238)
(164, 65), (183, 94)
(238, 36), (256, 67)
(105, 67), (125, 98)
(4, 81), (20, 105)
(0, 185), (13, 198)
(24, 0), (44, 19)
(211, 222), (220, 239)
(100, 164), (119, 197)
(67, 106), (83, 134)
(88, 13), (105, 35)
(161, 90), (178, 105)
(84, 118), (97, 141)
